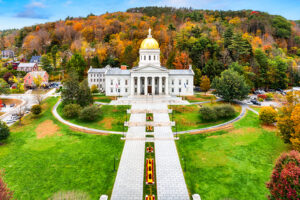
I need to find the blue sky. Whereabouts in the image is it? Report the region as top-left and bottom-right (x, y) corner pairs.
(0, 0), (299, 30)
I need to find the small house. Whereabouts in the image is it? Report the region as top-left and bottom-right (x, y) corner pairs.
(24, 71), (49, 88)
(17, 63), (38, 72)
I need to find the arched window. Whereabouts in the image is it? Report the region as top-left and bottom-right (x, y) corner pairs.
(144, 55), (146, 60)
(149, 55), (151, 60)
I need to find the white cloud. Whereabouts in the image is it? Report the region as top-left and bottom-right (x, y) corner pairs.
(65, 1), (72, 6)
(27, 1), (46, 8)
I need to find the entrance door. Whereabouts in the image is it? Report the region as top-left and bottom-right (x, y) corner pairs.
(148, 86), (152, 95)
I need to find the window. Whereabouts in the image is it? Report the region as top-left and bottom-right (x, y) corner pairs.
(149, 55), (151, 60)
(118, 80), (120, 85)
(179, 80), (181, 85)
(154, 56), (155, 60)
(186, 80), (189, 85)
(125, 80), (128, 85)
(172, 88), (174, 92)
(172, 80), (174, 85)
(90, 79), (92, 82)
(125, 88), (128, 93)
(135, 88), (137, 93)
(144, 56), (146, 60)
(111, 80), (113, 85)
(118, 89), (120, 93)
(179, 88), (182, 93)
(111, 88), (113, 93)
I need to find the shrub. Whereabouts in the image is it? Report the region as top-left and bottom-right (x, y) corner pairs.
(91, 84), (99, 93)
(266, 93), (274, 101)
(79, 105), (101, 121)
(214, 105), (236, 119)
(199, 107), (217, 121)
(258, 97), (264, 102)
(62, 104), (81, 118)
(0, 170), (13, 200)
(31, 104), (42, 115)
(258, 94), (267, 99)
(266, 150), (300, 200)
(259, 106), (277, 125)
(0, 121), (10, 141)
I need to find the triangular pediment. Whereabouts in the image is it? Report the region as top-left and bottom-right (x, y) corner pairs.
(132, 65), (168, 72)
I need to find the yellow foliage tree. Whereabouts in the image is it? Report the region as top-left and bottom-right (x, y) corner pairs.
(33, 75), (43, 89)
(259, 106), (277, 125)
(229, 17), (241, 25)
(290, 104), (300, 150)
(200, 75), (211, 95)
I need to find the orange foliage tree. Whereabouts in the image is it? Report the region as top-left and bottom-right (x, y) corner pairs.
(173, 52), (190, 69)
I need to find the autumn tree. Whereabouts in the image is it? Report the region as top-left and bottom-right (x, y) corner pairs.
(33, 75), (43, 89)
(266, 150), (300, 200)
(259, 106), (277, 125)
(0, 79), (10, 95)
(41, 55), (53, 74)
(290, 104), (300, 150)
(200, 75), (210, 95)
(51, 45), (58, 69)
(173, 52), (190, 69)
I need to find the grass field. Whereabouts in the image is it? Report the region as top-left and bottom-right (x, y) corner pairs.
(169, 103), (241, 132)
(57, 103), (130, 132)
(92, 94), (116, 103)
(183, 93), (216, 103)
(176, 111), (289, 200)
(0, 97), (124, 200)
(250, 105), (262, 113)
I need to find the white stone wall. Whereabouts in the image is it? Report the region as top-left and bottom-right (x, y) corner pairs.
(139, 49), (160, 67)
(88, 72), (106, 92)
(169, 76), (194, 96)
(105, 76), (131, 96)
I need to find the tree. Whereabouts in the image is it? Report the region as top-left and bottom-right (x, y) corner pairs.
(91, 84), (99, 93)
(31, 105), (42, 115)
(66, 53), (86, 80)
(0, 121), (10, 141)
(0, 170), (13, 200)
(41, 55), (53, 74)
(79, 105), (101, 121)
(228, 33), (252, 62)
(200, 75), (210, 94)
(51, 45), (58, 69)
(61, 71), (80, 105)
(212, 69), (250, 102)
(34, 94), (44, 105)
(259, 106), (277, 125)
(266, 150), (300, 200)
(199, 107), (217, 121)
(193, 67), (202, 87)
(272, 16), (291, 39)
(173, 52), (190, 69)
(33, 75), (43, 89)
(202, 59), (224, 81)
(77, 79), (93, 107)
(290, 104), (300, 150)
(9, 75), (24, 93)
(0, 79), (10, 95)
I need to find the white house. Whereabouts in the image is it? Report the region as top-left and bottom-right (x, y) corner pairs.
(88, 29), (194, 96)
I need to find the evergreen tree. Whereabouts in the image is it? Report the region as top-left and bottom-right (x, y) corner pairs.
(61, 71), (80, 105)
(51, 45), (58, 69)
(223, 26), (234, 48)
(41, 55), (53, 74)
(66, 53), (86, 80)
(77, 79), (93, 107)
(91, 56), (101, 68)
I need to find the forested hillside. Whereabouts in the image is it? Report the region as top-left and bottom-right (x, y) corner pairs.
(1, 6), (300, 88)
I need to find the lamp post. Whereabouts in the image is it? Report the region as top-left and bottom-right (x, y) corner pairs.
(114, 155), (116, 172)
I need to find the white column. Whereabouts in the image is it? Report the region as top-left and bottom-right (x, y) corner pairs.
(137, 76), (141, 95)
(152, 77), (155, 95)
(131, 76), (135, 96)
(165, 76), (169, 95)
(159, 76), (162, 95)
(144, 77), (148, 95)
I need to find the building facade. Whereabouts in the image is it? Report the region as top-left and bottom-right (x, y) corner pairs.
(1, 50), (14, 59)
(24, 71), (49, 88)
(88, 29), (194, 96)
(17, 63), (38, 72)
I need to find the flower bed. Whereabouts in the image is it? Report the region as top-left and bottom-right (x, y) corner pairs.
(147, 146), (154, 153)
(145, 195), (155, 200)
(146, 126), (154, 132)
(146, 113), (153, 121)
(146, 158), (154, 185)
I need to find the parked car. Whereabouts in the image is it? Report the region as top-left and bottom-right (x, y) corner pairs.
(250, 99), (261, 106)
(10, 104), (15, 107)
(5, 119), (15, 124)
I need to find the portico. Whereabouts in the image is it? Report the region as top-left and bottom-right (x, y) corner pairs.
(131, 75), (168, 95)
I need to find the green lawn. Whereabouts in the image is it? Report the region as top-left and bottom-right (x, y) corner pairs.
(183, 93), (216, 103)
(93, 94), (116, 103)
(169, 103), (241, 132)
(250, 105), (262, 113)
(57, 102), (130, 132)
(176, 111), (289, 200)
(0, 97), (124, 200)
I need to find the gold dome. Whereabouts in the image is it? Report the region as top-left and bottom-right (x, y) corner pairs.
(140, 29), (159, 49)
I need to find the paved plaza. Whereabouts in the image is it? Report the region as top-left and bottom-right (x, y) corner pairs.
(110, 97), (190, 200)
